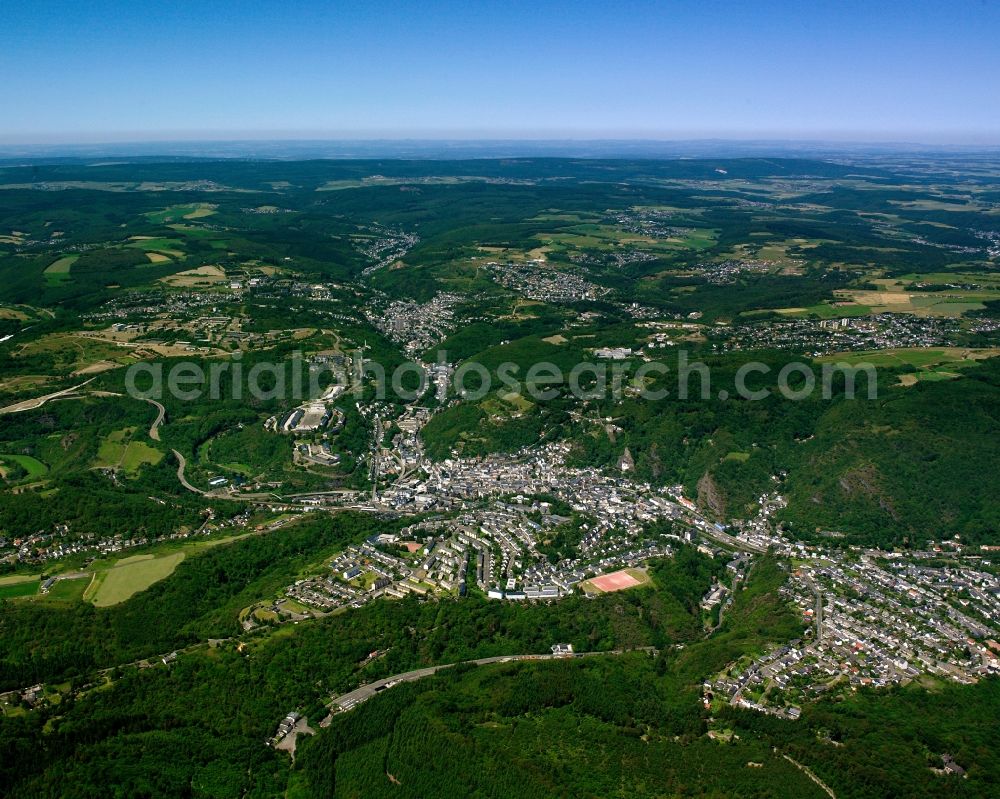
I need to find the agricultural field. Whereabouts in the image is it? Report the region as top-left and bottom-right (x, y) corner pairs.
(538, 221), (718, 256)
(144, 203), (217, 224)
(816, 347), (1000, 384)
(159, 263), (227, 287)
(42, 254), (78, 285)
(124, 236), (186, 257)
(93, 428), (163, 473)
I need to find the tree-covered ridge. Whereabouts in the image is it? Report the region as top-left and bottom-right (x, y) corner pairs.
(297, 655), (828, 799)
(0, 512), (392, 689)
(295, 657), (1000, 799)
(0, 545), (727, 796)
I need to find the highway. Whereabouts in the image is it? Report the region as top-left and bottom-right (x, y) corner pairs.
(0, 377), (96, 414)
(146, 398), (166, 441)
(173, 449), (205, 495)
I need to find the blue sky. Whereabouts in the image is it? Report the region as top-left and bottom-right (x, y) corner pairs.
(2, 0), (998, 143)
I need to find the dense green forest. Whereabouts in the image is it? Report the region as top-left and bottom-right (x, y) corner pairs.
(292, 555), (994, 799)
(296, 655), (827, 799)
(294, 658), (1000, 799)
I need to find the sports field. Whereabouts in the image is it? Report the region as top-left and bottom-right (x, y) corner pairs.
(584, 568), (648, 594)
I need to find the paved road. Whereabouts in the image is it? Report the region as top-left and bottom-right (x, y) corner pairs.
(324, 648), (657, 720)
(814, 589), (823, 641)
(173, 450), (204, 495)
(709, 575), (741, 633)
(0, 377), (96, 414)
(275, 717), (315, 760)
(146, 398), (166, 441)
(800, 572), (824, 642)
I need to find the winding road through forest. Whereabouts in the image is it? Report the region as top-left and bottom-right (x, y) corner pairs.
(323, 647), (658, 721)
(173, 449), (205, 495)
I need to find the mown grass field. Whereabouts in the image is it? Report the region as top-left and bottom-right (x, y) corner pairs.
(41, 577), (89, 602)
(89, 551), (186, 607)
(0, 573), (41, 586)
(0, 580), (39, 599)
(0, 454), (49, 479)
(0, 575), (91, 603)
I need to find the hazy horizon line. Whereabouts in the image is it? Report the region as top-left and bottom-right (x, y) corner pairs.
(2, 135), (1000, 162)
(2, 132), (1000, 148)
